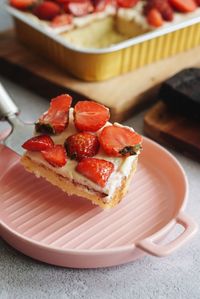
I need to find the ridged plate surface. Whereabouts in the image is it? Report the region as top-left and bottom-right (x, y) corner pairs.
(0, 137), (187, 268)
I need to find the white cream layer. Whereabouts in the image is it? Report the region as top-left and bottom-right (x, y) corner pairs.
(73, 5), (116, 28)
(117, 1), (151, 30)
(25, 108), (138, 202)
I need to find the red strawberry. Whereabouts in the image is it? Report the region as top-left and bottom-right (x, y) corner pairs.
(161, 7), (174, 21)
(92, 0), (111, 12)
(76, 158), (114, 187)
(169, 0), (197, 12)
(42, 145), (67, 167)
(147, 8), (164, 27)
(51, 14), (73, 27)
(22, 135), (54, 151)
(195, 0), (200, 6)
(99, 125), (142, 157)
(55, 0), (71, 4)
(10, 0), (36, 10)
(144, 0), (174, 22)
(65, 132), (99, 161)
(144, 0), (167, 13)
(56, 0), (86, 3)
(64, 1), (94, 16)
(74, 101), (110, 132)
(33, 1), (61, 20)
(35, 94), (72, 134)
(117, 0), (139, 8)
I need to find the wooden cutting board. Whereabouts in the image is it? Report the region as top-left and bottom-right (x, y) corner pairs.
(144, 101), (200, 161)
(1, 30), (200, 121)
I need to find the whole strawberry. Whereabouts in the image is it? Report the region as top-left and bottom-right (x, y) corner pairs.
(144, 0), (174, 21)
(147, 8), (163, 27)
(65, 132), (100, 161)
(33, 1), (61, 20)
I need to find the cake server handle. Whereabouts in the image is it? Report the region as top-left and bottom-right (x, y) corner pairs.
(0, 82), (19, 120)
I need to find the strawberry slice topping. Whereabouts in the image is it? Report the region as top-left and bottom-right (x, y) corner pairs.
(22, 135), (54, 151)
(76, 158), (114, 187)
(65, 132), (99, 161)
(33, 1), (61, 21)
(64, 1), (94, 17)
(51, 14), (73, 27)
(74, 101), (110, 132)
(147, 8), (164, 27)
(10, 0), (36, 10)
(42, 145), (67, 167)
(99, 125), (142, 157)
(117, 0), (139, 8)
(35, 94), (72, 134)
(169, 0), (197, 12)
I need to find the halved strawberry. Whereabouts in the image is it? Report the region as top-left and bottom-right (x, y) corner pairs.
(169, 0), (197, 12)
(51, 14), (73, 27)
(65, 132), (99, 161)
(99, 125), (142, 157)
(76, 158), (114, 187)
(22, 135), (54, 151)
(35, 94), (72, 134)
(42, 145), (67, 167)
(147, 8), (164, 27)
(33, 1), (61, 20)
(74, 101), (110, 132)
(10, 0), (36, 10)
(117, 0), (139, 8)
(64, 0), (94, 16)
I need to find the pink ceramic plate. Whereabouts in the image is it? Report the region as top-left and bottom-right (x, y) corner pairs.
(0, 134), (198, 268)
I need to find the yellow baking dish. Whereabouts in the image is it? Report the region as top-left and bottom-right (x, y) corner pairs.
(7, 6), (200, 82)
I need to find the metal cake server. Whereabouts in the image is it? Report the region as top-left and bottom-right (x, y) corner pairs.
(0, 82), (34, 156)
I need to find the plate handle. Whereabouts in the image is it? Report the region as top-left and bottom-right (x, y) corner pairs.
(137, 212), (198, 257)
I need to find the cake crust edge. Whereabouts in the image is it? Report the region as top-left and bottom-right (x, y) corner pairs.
(21, 155), (137, 209)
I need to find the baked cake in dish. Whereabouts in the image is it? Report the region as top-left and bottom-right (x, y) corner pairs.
(9, 0), (200, 49)
(21, 95), (142, 209)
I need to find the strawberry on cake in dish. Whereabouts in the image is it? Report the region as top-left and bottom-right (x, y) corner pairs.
(21, 94), (142, 209)
(9, 0), (200, 48)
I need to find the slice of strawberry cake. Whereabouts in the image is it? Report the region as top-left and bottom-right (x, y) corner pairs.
(21, 94), (142, 209)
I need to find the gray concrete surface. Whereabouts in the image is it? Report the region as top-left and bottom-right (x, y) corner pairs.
(0, 7), (200, 299)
